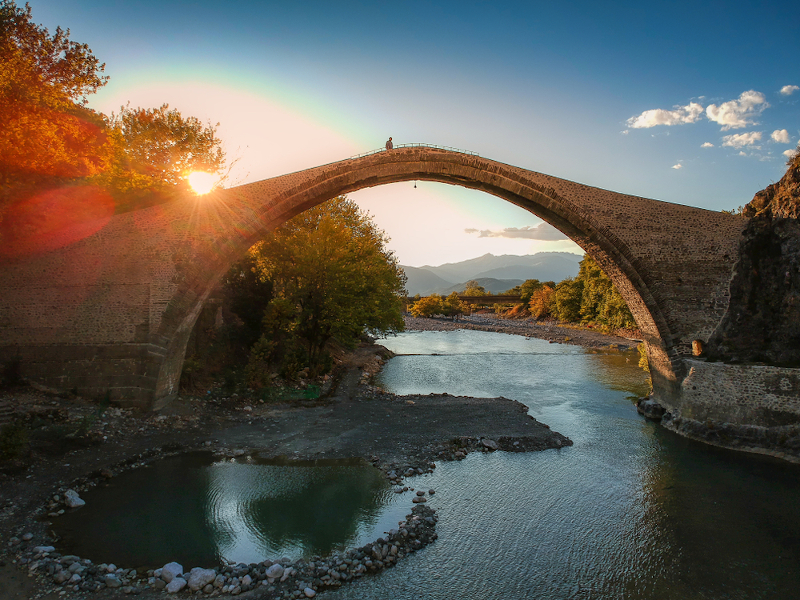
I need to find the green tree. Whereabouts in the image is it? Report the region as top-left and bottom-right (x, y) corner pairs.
(551, 277), (584, 322)
(244, 196), (406, 375)
(548, 255), (635, 330)
(442, 292), (469, 319)
(462, 280), (487, 296)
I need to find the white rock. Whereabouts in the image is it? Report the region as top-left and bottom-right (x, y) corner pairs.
(64, 489), (85, 508)
(104, 575), (122, 588)
(304, 588), (317, 598)
(187, 567), (216, 591)
(265, 563), (284, 579)
(34, 546), (55, 553)
(161, 562), (183, 583)
(241, 574), (252, 586)
(280, 566), (293, 582)
(166, 577), (187, 593)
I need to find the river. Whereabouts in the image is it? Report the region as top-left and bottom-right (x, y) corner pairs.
(327, 329), (800, 600)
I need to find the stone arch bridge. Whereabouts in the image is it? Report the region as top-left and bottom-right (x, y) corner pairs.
(1, 146), (796, 447)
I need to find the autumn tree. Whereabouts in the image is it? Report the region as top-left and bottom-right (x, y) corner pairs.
(409, 295), (445, 318)
(239, 196), (406, 378)
(96, 103), (225, 202)
(528, 285), (554, 319)
(0, 0), (108, 191)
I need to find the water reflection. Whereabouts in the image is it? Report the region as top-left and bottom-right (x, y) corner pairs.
(329, 330), (800, 600)
(52, 454), (409, 568)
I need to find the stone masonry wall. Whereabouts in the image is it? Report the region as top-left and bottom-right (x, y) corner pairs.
(1, 148), (748, 412)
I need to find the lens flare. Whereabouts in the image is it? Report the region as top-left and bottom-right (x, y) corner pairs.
(187, 171), (219, 195)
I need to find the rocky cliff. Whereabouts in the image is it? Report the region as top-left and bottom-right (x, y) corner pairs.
(706, 149), (800, 366)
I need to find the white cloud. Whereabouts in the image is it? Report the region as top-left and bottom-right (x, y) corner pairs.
(785, 148), (799, 159)
(701, 142), (714, 148)
(464, 224), (568, 241)
(626, 102), (704, 128)
(706, 90), (768, 130)
(671, 163), (683, 170)
(620, 130), (629, 135)
(721, 131), (763, 148)
(780, 85), (799, 96)
(771, 129), (790, 143)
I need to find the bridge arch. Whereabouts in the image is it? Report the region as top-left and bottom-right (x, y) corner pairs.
(0, 146), (744, 412)
(153, 147), (740, 409)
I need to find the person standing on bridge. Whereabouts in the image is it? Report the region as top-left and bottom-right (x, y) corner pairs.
(385, 137), (393, 150)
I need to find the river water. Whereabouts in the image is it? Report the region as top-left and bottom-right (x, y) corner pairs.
(327, 329), (800, 600)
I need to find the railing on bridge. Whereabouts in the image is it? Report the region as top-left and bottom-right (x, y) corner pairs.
(349, 143), (480, 160)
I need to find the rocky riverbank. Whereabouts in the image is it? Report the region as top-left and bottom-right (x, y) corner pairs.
(403, 314), (640, 351)
(0, 342), (571, 599)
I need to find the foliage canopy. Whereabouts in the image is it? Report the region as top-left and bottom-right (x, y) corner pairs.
(228, 197), (406, 380)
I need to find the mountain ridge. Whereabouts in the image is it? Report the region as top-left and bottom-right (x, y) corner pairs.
(402, 252), (581, 296)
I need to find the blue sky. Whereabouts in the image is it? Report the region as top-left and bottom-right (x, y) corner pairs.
(32, 0), (800, 265)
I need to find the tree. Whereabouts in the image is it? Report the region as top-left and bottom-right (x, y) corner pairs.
(547, 255), (635, 330)
(528, 285), (554, 319)
(96, 103), (225, 201)
(551, 277), (584, 322)
(410, 295), (444, 318)
(242, 196), (406, 375)
(442, 292), (469, 319)
(462, 280), (487, 296)
(0, 0), (109, 188)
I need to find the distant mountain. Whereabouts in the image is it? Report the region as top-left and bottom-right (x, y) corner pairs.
(439, 278), (524, 295)
(402, 252), (581, 296)
(401, 266), (454, 296)
(418, 252), (581, 283)
(472, 253), (582, 283)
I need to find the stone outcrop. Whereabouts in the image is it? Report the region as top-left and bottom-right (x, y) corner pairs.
(706, 153), (800, 367)
(742, 149), (800, 219)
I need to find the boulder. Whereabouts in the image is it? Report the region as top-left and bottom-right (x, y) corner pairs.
(265, 563), (284, 579)
(187, 567), (216, 591)
(64, 489), (85, 508)
(166, 577), (187, 593)
(637, 398), (666, 420)
(161, 562), (183, 583)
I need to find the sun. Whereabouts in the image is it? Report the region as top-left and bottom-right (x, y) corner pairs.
(187, 171), (219, 195)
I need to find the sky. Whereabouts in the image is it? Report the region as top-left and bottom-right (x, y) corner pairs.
(30, 0), (800, 266)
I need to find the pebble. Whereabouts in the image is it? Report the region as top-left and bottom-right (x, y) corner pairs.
(64, 489), (86, 508)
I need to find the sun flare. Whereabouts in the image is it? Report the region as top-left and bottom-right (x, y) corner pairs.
(187, 171), (219, 195)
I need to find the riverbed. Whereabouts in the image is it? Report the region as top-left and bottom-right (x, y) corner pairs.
(328, 329), (800, 600)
